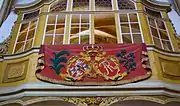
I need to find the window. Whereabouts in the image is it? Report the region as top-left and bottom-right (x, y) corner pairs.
(94, 13), (117, 44)
(43, 0), (142, 45)
(44, 14), (66, 45)
(70, 14), (89, 44)
(14, 10), (39, 53)
(146, 8), (172, 51)
(120, 13), (142, 43)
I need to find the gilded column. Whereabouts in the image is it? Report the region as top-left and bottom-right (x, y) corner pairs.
(136, 2), (153, 44)
(34, 5), (49, 47)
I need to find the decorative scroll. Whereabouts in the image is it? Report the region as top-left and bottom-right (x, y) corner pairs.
(36, 44), (151, 85)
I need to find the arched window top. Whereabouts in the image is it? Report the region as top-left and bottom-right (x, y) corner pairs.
(117, 0), (135, 10)
(50, 0), (67, 12)
(73, 0), (89, 11)
(95, 0), (112, 11)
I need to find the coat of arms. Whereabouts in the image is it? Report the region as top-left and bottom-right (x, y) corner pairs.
(36, 44), (151, 85)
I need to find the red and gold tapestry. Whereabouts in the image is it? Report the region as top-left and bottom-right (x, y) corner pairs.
(36, 44), (151, 85)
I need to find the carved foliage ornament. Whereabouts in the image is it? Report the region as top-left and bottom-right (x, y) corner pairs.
(1, 96), (180, 106)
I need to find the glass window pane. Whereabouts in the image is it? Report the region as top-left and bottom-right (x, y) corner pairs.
(133, 34), (142, 43)
(57, 15), (65, 24)
(157, 20), (166, 30)
(80, 35), (89, 44)
(24, 39), (33, 50)
(14, 42), (24, 53)
(81, 14), (89, 23)
(17, 32), (27, 42)
(162, 40), (172, 51)
(27, 29), (35, 40)
(121, 24), (130, 33)
(129, 13), (138, 22)
(150, 26), (159, 38)
(70, 34), (79, 44)
(44, 35), (53, 45)
(120, 14), (128, 22)
(131, 23), (140, 33)
(46, 25), (55, 34)
(159, 30), (169, 40)
(94, 13), (117, 43)
(47, 15), (56, 24)
(148, 17), (156, 27)
(56, 25), (65, 34)
(29, 20), (37, 29)
(71, 14), (80, 23)
(95, 35), (117, 44)
(54, 35), (63, 45)
(146, 8), (161, 18)
(20, 23), (29, 32)
(153, 37), (162, 48)
(71, 25), (79, 34)
(122, 34), (132, 43)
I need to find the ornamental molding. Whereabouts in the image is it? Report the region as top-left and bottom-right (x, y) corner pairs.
(0, 96), (180, 106)
(0, 35), (12, 55)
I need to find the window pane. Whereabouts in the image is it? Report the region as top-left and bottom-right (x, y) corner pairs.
(71, 14), (80, 23)
(162, 40), (172, 51)
(121, 24), (130, 33)
(24, 39), (33, 50)
(27, 29), (35, 40)
(80, 35), (89, 44)
(70, 34), (79, 44)
(150, 26), (159, 38)
(122, 34), (132, 43)
(81, 14), (89, 23)
(120, 14), (128, 22)
(129, 13), (138, 22)
(133, 34), (142, 43)
(57, 15), (65, 24)
(54, 35), (63, 45)
(146, 8), (161, 18)
(20, 23), (29, 32)
(159, 30), (169, 40)
(94, 13), (117, 44)
(95, 35), (117, 44)
(153, 37), (162, 48)
(17, 32), (27, 42)
(46, 25), (55, 34)
(71, 25), (79, 34)
(47, 15), (56, 24)
(148, 17), (156, 27)
(29, 20), (37, 29)
(56, 25), (65, 34)
(131, 23), (140, 33)
(44, 35), (53, 45)
(14, 42), (24, 53)
(157, 20), (166, 30)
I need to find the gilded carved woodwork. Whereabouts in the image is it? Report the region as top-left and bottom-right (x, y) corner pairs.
(0, 96), (180, 106)
(3, 60), (29, 83)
